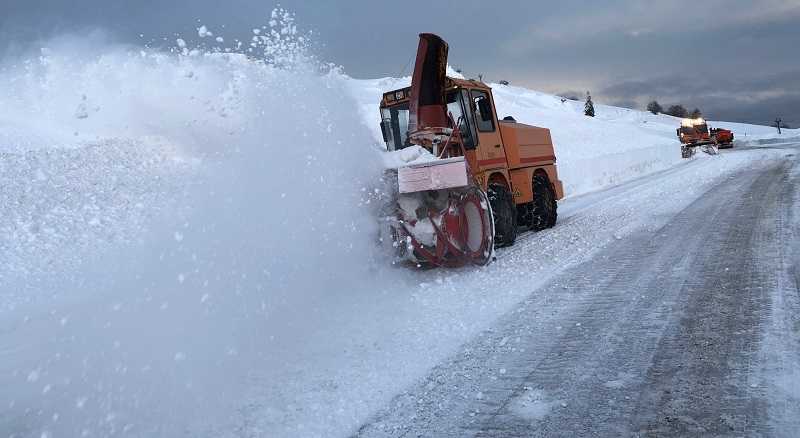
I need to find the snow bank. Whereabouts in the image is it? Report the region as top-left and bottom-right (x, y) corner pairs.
(0, 13), (390, 437)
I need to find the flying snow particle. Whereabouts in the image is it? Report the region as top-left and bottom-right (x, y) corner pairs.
(215, 36), (224, 43)
(176, 38), (187, 48)
(27, 370), (40, 382)
(197, 25), (213, 38)
(75, 98), (89, 120)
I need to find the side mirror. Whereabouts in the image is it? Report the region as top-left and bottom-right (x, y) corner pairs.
(477, 97), (493, 122)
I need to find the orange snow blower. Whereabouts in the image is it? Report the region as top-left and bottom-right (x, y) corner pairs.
(380, 34), (563, 267)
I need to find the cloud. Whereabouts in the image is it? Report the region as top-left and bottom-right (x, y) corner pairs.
(505, 0), (800, 49)
(600, 70), (800, 125)
(0, 0), (797, 125)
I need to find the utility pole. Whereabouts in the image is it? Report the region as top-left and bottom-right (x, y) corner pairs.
(775, 117), (782, 135)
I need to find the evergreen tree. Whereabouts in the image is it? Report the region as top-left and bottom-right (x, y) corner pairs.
(646, 100), (663, 115)
(690, 108), (702, 119)
(584, 92), (595, 117)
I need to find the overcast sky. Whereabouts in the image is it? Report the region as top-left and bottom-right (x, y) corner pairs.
(2, 0), (798, 126)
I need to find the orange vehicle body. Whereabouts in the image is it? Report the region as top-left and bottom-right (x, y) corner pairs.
(677, 121), (712, 146)
(711, 128), (734, 148)
(380, 78), (564, 207)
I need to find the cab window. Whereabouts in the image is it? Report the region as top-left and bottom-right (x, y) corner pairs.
(471, 90), (495, 132)
(446, 91), (476, 150)
(460, 90), (479, 149)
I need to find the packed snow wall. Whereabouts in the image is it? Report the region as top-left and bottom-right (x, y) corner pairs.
(0, 12), (394, 437)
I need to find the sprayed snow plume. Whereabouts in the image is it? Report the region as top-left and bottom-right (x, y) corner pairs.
(0, 9), (390, 437)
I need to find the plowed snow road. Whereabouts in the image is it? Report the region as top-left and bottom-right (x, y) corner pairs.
(356, 144), (800, 437)
(4, 144), (800, 438)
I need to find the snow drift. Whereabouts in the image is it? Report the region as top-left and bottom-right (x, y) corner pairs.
(0, 13), (392, 437)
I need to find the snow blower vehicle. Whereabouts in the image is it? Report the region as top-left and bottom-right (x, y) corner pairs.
(379, 33), (563, 268)
(711, 127), (734, 149)
(677, 118), (719, 158)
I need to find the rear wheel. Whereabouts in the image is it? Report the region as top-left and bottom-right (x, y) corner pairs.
(488, 183), (517, 247)
(530, 173), (557, 231)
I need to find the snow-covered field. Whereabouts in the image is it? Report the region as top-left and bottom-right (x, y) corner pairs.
(0, 17), (797, 437)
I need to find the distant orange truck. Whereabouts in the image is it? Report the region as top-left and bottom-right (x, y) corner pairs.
(711, 127), (734, 149)
(677, 118), (734, 157)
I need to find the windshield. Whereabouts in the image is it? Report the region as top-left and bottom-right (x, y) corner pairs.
(381, 103), (410, 150)
(680, 124), (708, 135)
(381, 91), (476, 151)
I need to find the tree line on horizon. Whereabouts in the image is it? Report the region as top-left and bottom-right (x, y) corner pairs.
(646, 100), (702, 119)
(645, 100), (793, 128)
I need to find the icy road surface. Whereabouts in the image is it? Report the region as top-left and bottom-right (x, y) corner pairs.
(357, 144), (800, 437)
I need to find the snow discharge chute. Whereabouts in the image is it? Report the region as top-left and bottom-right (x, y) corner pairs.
(407, 33), (449, 135)
(383, 33), (494, 268)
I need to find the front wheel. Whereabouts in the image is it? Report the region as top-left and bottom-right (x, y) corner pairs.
(488, 183), (517, 247)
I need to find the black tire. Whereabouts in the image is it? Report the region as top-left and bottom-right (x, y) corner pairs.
(488, 183), (517, 247)
(530, 173), (558, 231)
